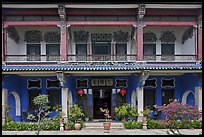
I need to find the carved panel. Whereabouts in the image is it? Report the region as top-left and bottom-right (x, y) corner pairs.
(27, 79), (41, 89)
(161, 78), (175, 88)
(44, 31), (60, 43)
(182, 26), (194, 44)
(115, 79), (128, 88)
(76, 79), (88, 88)
(143, 31), (157, 43)
(144, 78), (157, 88)
(159, 30), (176, 43)
(24, 30), (43, 43)
(46, 79), (60, 88)
(74, 30), (89, 43)
(113, 30), (129, 42)
(7, 26), (20, 43)
(91, 34), (112, 42)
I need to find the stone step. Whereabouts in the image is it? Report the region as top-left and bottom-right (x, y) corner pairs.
(84, 121), (124, 129)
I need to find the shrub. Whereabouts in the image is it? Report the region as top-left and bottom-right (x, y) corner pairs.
(2, 121), (60, 131)
(123, 120), (142, 129)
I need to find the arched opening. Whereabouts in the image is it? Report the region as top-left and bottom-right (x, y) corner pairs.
(182, 90), (195, 105)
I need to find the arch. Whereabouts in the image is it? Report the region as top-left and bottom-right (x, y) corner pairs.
(8, 91), (21, 116)
(182, 90), (195, 105)
(131, 90), (137, 107)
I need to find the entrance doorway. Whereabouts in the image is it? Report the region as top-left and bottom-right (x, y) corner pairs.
(93, 87), (112, 119)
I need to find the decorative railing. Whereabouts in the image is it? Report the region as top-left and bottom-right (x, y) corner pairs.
(67, 54), (137, 65)
(5, 54), (197, 64)
(143, 54), (197, 62)
(6, 55), (60, 62)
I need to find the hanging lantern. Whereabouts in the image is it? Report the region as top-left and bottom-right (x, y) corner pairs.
(120, 89), (126, 96)
(77, 89), (84, 96)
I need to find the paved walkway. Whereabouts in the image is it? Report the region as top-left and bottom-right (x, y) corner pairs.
(2, 129), (202, 135)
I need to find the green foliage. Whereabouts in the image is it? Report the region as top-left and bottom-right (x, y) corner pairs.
(123, 120), (142, 129)
(147, 120), (165, 129)
(114, 103), (138, 119)
(33, 94), (49, 106)
(189, 120), (202, 129)
(141, 107), (151, 116)
(2, 121), (60, 131)
(68, 104), (84, 122)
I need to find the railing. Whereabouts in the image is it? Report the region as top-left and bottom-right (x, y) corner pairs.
(143, 54), (197, 62)
(6, 55), (60, 62)
(5, 54), (197, 64)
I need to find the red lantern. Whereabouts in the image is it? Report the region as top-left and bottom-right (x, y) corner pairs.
(78, 89), (84, 96)
(120, 89), (126, 96)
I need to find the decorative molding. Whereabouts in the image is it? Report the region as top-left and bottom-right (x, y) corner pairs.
(74, 30), (89, 43)
(46, 79), (60, 89)
(144, 78), (157, 88)
(58, 4), (66, 21)
(139, 70), (149, 87)
(159, 30), (176, 43)
(44, 31), (60, 43)
(143, 31), (157, 43)
(181, 26), (194, 44)
(115, 78), (128, 88)
(24, 30), (43, 43)
(137, 4), (146, 21)
(161, 78), (175, 88)
(91, 34), (112, 42)
(27, 79), (42, 89)
(76, 79), (88, 88)
(56, 71), (66, 87)
(113, 30), (129, 42)
(7, 26), (20, 43)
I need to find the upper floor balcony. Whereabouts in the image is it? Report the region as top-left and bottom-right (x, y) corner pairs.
(2, 25), (201, 65)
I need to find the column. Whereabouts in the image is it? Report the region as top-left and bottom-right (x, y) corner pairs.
(61, 88), (68, 117)
(87, 89), (93, 119)
(2, 88), (8, 124)
(2, 26), (7, 63)
(136, 24), (145, 61)
(197, 22), (202, 61)
(60, 23), (68, 61)
(137, 87), (144, 122)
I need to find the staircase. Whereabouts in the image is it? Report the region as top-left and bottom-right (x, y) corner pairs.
(84, 120), (124, 129)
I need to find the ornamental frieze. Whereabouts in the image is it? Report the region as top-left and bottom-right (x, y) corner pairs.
(182, 26), (194, 44)
(143, 31), (157, 43)
(24, 30), (43, 43)
(7, 26), (20, 43)
(159, 30), (176, 43)
(113, 30), (129, 42)
(74, 30), (89, 43)
(44, 31), (60, 43)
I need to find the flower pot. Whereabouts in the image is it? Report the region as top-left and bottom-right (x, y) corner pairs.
(103, 122), (111, 130)
(65, 125), (71, 130)
(142, 116), (147, 124)
(74, 123), (81, 130)
(85, 117), (89, 122)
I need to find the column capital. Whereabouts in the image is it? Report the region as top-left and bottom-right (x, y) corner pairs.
(56, 71), (67, 87)
(138, 70), (149, 87)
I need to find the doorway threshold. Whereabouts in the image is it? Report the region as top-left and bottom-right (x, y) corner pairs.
(92, 119), (112, 122)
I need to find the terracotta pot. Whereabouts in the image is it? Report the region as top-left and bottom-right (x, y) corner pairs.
(74, 123), (81, 130)
(142, 116), (147, 124)
(65, 125), (71, 130)
(103, 122), (111, 130)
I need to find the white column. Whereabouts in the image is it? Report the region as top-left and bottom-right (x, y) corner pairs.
(137, 87), (144, 122)
(2, 88), (8, 124)
(61, 88), (68, 117)
(195, 86), (202, 112)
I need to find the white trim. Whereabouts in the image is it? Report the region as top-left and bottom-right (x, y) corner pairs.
(131, 90), (137, 108)
(182, 90), (195, 105)
(10, 91), (21, 116)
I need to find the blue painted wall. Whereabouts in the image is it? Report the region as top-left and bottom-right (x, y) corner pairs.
(2, 73), (200, 121)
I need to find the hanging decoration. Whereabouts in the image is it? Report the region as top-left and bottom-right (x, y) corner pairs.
(77, 89), (84, 96)
(120, 89), (127, 96)
(44, 31), (60, 43)
(7, 26), (20, 43)
(24, 30), (43, 43)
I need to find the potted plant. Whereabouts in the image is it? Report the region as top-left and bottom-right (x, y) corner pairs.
(64, 122), (71, 130)
(68, 104), (84, 130)
(85, 113), (91, 122)
(100, 108), (111, 130)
